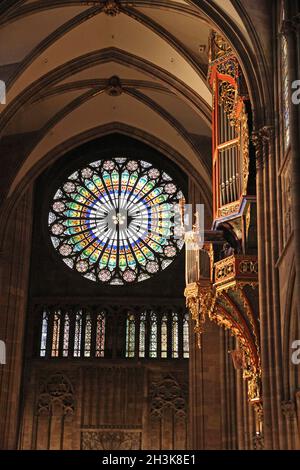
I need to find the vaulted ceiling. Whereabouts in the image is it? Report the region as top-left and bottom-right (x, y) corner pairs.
(0, 0), (259, 208)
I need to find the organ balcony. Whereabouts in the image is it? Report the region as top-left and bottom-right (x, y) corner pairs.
(184, 231), (262, 426)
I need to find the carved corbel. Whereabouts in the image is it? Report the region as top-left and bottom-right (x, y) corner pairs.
(184, 281), (213, 348)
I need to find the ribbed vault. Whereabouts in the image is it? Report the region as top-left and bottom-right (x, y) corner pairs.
(0, 0), (269, 221)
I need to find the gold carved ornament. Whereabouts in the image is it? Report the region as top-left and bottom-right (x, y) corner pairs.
(185, 254), (262, 412)
(208, 31), (250, 217)
(184, 282), (213, 349)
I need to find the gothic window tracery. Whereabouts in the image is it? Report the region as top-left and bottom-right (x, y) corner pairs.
(49, 157), (184, 286)
(126, 312), (136, 358)
(161, 314), (168, 359)
(39, 307), (189, 359)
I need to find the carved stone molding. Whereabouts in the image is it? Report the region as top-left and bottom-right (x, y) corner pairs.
(252, 126), (274, 170)
(281, 400), (297, 420)
(150, 375), (187, 420)
(36, 373), (75, 416)
(81, 431), (141, 450)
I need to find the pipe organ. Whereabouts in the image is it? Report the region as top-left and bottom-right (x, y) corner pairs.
(184, 32), (261, 437)
(208, 32), (250, 219)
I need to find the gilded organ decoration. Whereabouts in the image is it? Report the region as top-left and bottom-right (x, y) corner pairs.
(184, 281), (212, 348)
(184, 246), (261, 411)
(208, 32), (251, 219)
(185, 32), (261, 416)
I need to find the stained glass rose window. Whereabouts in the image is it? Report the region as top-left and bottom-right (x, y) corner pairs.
(49, 157), (184, 285)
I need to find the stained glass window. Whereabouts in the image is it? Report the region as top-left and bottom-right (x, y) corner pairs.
(161, 314), (168, 358)
(74, 310), (82, 357)
(40, 310), (48, 357)
(126, 312), (136, 358)
(62, 313), (70, 357)
(183, 312), (189, 358)
(84, 313), (92, 357)
(39, 307), (188, 359)
(281, 34), (290, 150)
(172, 312), (179, 358)
(149, 311), (157, 358)
(96, 312), (105, 357)
(51, 310), (61, 357)
(139, 312), (146, 358)
(49, 158), (184, 285)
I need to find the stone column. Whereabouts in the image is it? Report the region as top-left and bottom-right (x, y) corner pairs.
(264, 126), (287, 449)
(0, 188), (33, 449)
(188, 318), (205, 450)
(220, 330), (237, 450)
(252, 131), (273, 448)
(253, 126), (288, 449)
(284, 5), (300, 313)
(281, 400), (299, 450)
